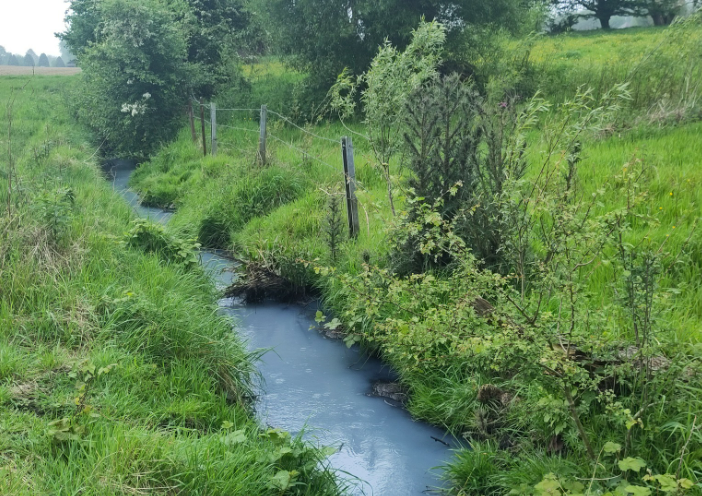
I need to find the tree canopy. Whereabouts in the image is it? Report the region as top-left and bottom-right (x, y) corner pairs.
(62, 0), (253, 97)
(38, 53), (50, 67)
(258, 0), (539, 92)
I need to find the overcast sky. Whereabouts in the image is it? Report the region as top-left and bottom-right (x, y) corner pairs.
(0, 1), (68, 56)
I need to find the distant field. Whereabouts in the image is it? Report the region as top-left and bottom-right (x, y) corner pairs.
(0, 66), (81, 76)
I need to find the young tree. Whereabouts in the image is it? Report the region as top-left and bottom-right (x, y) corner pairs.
(38, 53), (50, 67)
(553, 0), (641, 28)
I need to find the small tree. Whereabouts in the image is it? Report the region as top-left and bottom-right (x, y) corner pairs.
(38, 53), (50, 67)
(330, 20), (447, 216)
(23, 53), (35, 67)
(552, 0), (641, 28)
(54, 56), (66, 68)
(7, 54), (19, 66)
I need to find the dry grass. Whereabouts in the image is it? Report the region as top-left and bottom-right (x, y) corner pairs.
(0, 66), (81, 76)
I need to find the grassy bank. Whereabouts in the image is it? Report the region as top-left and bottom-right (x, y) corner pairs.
(0, 76), (341, 495)
(131, 23), (702, 496)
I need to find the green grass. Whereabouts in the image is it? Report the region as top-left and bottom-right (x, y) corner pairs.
(130, 23), (702, 495)
(0, 75), (343, 495)
(510, 23), (702, 114)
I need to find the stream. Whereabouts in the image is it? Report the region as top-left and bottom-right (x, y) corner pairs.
(107, 159), (458, 495)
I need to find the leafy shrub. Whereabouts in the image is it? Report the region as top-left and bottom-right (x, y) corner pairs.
(124, 219), (200, 268)
(33, 187), (75, 246)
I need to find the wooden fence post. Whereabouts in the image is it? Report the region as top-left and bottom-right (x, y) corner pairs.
(342, 136), (360, 239)
(258, 104), (267, 165)
(199, 98), (207, 157)
(188, 101), (198, 143)
(210, 102), (217, 157)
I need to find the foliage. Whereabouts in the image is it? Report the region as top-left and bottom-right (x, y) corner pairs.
(258, 0), (540, 98)
(32, 187), (75, 246)
(331, 20), (446, 215)
(552, 0), (642, 29)
(71, 0), (193, 158)
(124, 218), (201, 268)
(128, 25), (702, 496)
(38, 54), (50, 67)
(0, 76), (343, 496)
(324, 189), (345, 264)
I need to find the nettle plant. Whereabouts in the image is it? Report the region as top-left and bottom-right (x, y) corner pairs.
(318, 86), (700, 491)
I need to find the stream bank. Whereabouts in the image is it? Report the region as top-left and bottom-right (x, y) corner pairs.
(107, 159), (458, 496)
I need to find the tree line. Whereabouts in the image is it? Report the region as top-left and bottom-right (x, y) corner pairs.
(60, 0), (699, 158)
(552, 0), (700, 30)
(0, 47), (69, 67)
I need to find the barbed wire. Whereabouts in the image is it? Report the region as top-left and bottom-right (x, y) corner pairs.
(218, 123), (260, 135)
(214, 107), (260, 113)
(268, 131), (369, 193)
(267, 110), (341, 145)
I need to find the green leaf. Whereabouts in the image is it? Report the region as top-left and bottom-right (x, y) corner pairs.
(315, 311), (325, 324)
(678, 479), (694, 490)
(619, 457), (646, 472)
(221, 421), (234, 430)
(535, 474), (561, 495)
(269, 470), (292, 490)
(222, 429), (247, 446)
(624, 485), (651, 496)
(604, 441), (622, 454)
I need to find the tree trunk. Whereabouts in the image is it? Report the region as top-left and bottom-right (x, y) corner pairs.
(651, 12), (665, 26)
(599, 16), (611, 29)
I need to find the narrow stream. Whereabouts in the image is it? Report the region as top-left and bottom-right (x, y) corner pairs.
(107, 159), (458, 495)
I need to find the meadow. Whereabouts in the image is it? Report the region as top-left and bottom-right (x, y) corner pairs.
(0, 76), (341, 495)
(130, 22), (702, 495)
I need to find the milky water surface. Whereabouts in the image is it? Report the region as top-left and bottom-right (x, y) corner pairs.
(107, 159), (459, 495)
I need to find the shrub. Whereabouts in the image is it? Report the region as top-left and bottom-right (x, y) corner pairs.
(124, 219), (200, 268)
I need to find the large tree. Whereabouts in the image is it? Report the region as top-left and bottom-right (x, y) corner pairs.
(643, 0), (683, 25)
(61, 0), (253, 97)
(72, 0), (193, 158)
(553, 0), (641, 28)
(259, 0), (537, 92)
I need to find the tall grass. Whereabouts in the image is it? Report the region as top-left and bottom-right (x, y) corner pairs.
(0, 75), (343, 495)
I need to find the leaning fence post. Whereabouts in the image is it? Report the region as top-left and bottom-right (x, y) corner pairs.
(342, 136), (360, 239)
(210, 102), (217, 157)
(199, 98), (207, 157)
(258, 104), (267, 165)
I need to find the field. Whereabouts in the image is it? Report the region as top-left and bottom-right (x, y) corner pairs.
(0, 76), (341, 495)
(130, 23), (702, 495)
(0, 66), (81, 76)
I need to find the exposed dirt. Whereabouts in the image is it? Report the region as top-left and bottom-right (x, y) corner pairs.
(0, 67), (81, 76)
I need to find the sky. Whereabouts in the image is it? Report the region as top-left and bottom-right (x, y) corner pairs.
(0, 0), (69, 56)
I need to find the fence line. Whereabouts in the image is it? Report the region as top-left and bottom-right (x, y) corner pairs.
(267, 110), (342, 145)
(198, 100), (362, 237)
(218, 123), (260, 135)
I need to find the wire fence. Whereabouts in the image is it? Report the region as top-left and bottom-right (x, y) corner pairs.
(186, 99), (367, 237)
